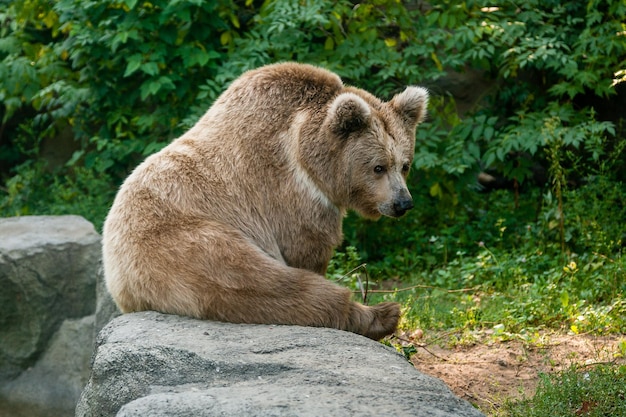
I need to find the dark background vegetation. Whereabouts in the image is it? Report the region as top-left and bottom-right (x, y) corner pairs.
(1, 0), (625, 336)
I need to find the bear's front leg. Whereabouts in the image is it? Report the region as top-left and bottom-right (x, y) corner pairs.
(201, 266), (401, 340)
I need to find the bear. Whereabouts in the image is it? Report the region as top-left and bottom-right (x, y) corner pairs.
(102, 62), (429, 340)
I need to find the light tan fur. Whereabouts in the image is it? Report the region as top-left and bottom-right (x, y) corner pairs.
(102, 62), (428, 340)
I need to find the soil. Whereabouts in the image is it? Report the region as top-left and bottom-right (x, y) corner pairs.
(400, 330), (625, 416)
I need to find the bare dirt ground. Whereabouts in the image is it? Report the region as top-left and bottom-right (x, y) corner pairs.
(400, 331), (625, 415)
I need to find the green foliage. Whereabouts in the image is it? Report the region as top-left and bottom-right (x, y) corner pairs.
(53, 0), (232, 171)
(185, 0), (425, 122)
(367, 249), (626, 336)
(356, 179), (626, 335)
(404, 0), (626, 207)
(2, 160), (114, 229)
(1, 0), (236, 226)
(498, 364), (626, 417)
(327, 245), (369, 297)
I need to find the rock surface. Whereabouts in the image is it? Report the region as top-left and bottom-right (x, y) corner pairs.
(95, 260), (121, 336)
(77, 312), (485, 417)
(0, 215), (101, 415)
(1, 316), (95, 415)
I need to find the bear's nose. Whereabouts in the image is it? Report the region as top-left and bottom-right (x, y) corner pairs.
(393, 197), (414, 216)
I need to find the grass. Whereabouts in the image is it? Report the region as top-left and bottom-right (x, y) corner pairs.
(496, 364), (626, 417)
(331, 246), (626, 337)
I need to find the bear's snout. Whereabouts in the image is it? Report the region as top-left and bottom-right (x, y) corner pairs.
(392, 195), (414, 217)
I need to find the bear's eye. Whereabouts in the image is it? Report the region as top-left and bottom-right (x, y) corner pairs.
(373, 165), (386, 174)
(402, 163), (411, 173)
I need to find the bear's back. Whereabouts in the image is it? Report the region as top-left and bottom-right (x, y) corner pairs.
(223, 62), (344, 114)
(190, 63), (344, 143)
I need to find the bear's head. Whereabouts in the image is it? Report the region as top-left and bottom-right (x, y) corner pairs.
(322, 86), (429, 220)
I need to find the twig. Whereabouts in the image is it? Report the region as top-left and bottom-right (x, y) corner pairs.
(394, 335), (449, 362)
(592, 252), (616, 263)
(578, 359), (619, 369)
(392, 334), (450, 362)
(356, 275), (367, 305)
(340, 263), (367, 279)
(418, 344), (450, 361)
(352, 284), (481, 295)
(393, 334), (412, 344)
(419, 329), (459, 347)
(340, 263), (369, 304)
(356, 271), (371, 305)
(365, 268), (369, 304)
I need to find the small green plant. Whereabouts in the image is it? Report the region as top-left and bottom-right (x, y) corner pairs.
(497, 364), (626, 417)
(327, 246), (372, 302)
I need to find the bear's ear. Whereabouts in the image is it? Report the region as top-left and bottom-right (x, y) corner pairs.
(390, 86), (429, 128)
(328, 92), (372, 139)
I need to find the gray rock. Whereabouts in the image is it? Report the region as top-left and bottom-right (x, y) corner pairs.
(0, 315), (95, 415)
(0, 215), (101, 379)
(95, 262), (121, 336)
(77, 312), (484, 417)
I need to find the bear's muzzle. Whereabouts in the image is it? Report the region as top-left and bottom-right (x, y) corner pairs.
(392, 195), (414, 217)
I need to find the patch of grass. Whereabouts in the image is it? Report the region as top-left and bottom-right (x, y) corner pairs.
(347, 246), (626, 338)
(496, 364), (626, 417)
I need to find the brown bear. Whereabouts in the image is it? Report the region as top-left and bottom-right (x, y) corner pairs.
(102, 62), (428, 340)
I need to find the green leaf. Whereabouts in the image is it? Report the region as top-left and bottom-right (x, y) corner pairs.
(112, 31), (129, 51)
(426, 11), (440, 26)
(472, 125), (483, 141)
(484, 126), (494, 141)
(140, 76), (176, 100)
(560, 290), (569, 308)
(483, 150), (496, 168)
(123, 0), (138, 10)
(140, 80), (160, 100)
(123, 54), (143, 77)
(429, 182), (442, 198)
(143, 141), (167, 155)
(66, 150), (85, 166)
(467, 142), (480, 160)
(140, 62), (159, 76)
(183, 47), (211, 67)
(324, 37), (334, 50)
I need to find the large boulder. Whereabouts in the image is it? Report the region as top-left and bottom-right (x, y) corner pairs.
(1, 316), (95, 415)
(0, 215), (101, 414)
(77, 312), (485, 417)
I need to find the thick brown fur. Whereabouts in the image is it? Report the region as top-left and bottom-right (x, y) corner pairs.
(103, 62), (428, 340)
